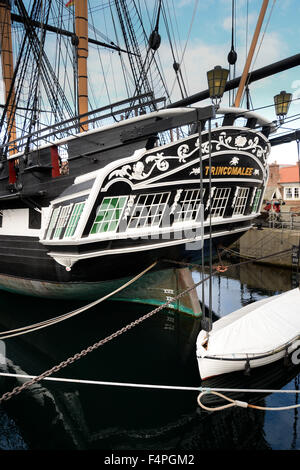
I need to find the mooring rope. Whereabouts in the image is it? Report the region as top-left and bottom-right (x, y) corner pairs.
(0, 266), (218, 404)
(197, 390), (300, 412)
(0, 261), (158, 340)
(0, 246), (296, 405)
(1, 371), (300, 412)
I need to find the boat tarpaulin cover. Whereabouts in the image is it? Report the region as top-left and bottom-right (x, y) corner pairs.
(197, 288), (300, 357)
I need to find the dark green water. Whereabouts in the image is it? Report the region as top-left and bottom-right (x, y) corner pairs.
(0, 261), (299, 454)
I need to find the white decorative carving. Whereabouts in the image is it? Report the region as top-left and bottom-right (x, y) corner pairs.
(232, 186), (240, 208)
(230, 157), (239, 166)
(203, 131), (269, 160)
(123, 195), (136, 219)
(189, 167), (201, 175)
(206, 187), (216, 210)
(170, 189), (183, 215)
(235, 136), (247, 147)
(250, 187), (257, 205)
(108, 130), (269, 183)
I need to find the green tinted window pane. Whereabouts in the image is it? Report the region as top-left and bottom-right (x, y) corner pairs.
(115, 209), (122, 219)
(46, 207), (60, 239)
(109, 198), (118, 208)
(252, 189), (262, 212)
(91, 224), (98, 234)
(101, 222), (110, 232)
(90, 196), (128, 235)
(64, 202), (85, 237)
(95, 213), (104, 222)
(108, 220), (118, 231)
(103, 210), (114, 221)
(119, 197), (127, 208)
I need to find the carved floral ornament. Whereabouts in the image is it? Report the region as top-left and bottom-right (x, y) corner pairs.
(108, 131), (269, 183)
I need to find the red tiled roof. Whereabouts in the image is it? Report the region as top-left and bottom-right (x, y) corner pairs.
(279, 165), (300, 183)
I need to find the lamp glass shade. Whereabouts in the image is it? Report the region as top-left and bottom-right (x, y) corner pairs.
(207, 66), (229, 100)
(274, 90), (292, 117)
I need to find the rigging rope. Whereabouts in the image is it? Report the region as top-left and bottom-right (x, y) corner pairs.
(241, 0), (277, 108)
(168, 0), (198, 99)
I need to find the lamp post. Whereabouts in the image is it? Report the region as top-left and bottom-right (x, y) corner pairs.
(274, 90), (292, 124)
(207, 65), (229, 106)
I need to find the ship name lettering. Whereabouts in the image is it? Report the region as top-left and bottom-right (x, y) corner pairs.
(204, 166), (254, 176)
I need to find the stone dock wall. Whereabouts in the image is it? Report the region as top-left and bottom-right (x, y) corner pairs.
(231, 227), (300, 268)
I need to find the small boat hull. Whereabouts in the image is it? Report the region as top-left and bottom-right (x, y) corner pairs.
(198, 341), (300, 380)
(196, 289), (300, 379)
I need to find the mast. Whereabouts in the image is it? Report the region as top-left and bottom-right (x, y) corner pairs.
(0, 0), (17, 156)
(75, 0), (89, 132)
(234, 0), (269, 108)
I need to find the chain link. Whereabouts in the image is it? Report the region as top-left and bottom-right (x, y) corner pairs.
(0, 246), (293, 404)
(0, 272), (214, 404)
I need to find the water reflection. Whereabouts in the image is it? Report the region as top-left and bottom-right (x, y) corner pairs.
(0, 262), (299, 450)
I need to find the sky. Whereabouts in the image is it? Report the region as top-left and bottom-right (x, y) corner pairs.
(1, 0), (300, 165)
(72, 0), (300, 165)
(153, 0), (300, 165)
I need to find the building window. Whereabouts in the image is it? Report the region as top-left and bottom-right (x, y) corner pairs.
(233, 188), (250, 216)
(90, 196), (128, 234)
(209, 188), (231, 218)
(284, 187), (300, 200)
(127, 192), (170, 230)
(173, 189), (205, 224)
(64, 202), (85, 238)
(285, 187), (293, 199)
(252, 188), (262, 213)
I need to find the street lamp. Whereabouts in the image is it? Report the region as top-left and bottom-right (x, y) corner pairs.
(207, 65), (229, 106)
(274, 90), (292, 124)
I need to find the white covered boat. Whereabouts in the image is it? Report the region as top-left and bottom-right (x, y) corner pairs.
(196, 288), (300, 380)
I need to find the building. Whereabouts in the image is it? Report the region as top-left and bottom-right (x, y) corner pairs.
(264, 161), (300, 212)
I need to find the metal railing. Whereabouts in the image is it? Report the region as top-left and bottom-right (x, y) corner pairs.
(267, 212), (300, 230)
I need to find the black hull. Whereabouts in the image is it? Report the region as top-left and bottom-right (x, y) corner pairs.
(0, 229), (244, 300)
(0, 107), (273, 301)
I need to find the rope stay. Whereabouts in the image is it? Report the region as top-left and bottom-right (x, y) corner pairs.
(0, 246), (297, 405)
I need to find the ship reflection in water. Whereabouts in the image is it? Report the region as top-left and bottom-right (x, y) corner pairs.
(0, 262), (299, 451)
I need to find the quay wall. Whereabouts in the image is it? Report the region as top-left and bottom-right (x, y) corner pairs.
(232, 227), (300, 268)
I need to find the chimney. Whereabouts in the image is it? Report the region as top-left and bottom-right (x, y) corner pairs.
(268, 161), (280, 185)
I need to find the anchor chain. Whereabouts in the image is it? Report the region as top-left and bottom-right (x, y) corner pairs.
(0, 271), (215, 404)
(0, 246), (294, 404)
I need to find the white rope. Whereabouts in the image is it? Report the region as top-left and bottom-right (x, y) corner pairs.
(0, 372), (202, 390)
(1, 371), (300, 412)
(197, 390), (300, 412)
(0, 261), (157, 340)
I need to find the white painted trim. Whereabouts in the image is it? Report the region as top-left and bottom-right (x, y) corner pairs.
(7, 106), (273, 161)
(131, 178), (263, 190)
(49, 189), (91, 206)
(101, 140), (267, 193)
(40, 213), (258, 246)
(47, 225), (251, 268)
(7, 108), (195, 160)
(0, 209), (41, 237)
